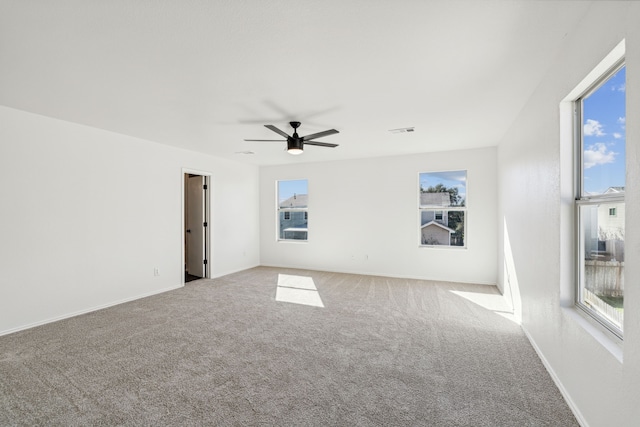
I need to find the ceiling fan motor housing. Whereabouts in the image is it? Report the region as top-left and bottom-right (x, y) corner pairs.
(289, 121), (303, 148)
(287, 136), (303, 151)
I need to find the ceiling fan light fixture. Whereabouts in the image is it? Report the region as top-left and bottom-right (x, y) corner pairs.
(287, 138), (304, 155)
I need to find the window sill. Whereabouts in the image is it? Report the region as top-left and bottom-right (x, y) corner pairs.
(419, 245), (467, 250)
(561, 306), (623, 363)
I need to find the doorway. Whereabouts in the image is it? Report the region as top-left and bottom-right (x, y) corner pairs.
(184, 172), (210, 283)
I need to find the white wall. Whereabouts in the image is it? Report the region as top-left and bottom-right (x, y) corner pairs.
(0, 106), (260, 335)
(497, 3), (640, 426)
(260, 147), (497, 284)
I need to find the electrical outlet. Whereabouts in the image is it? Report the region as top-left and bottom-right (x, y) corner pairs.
(154, 268), (159, 276)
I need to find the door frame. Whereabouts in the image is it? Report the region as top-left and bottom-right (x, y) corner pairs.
(182, 168), (212, 283)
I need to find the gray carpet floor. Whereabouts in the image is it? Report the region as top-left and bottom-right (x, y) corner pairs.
(0, 267), (578, 426)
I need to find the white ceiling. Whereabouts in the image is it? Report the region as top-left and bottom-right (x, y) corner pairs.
(0, 0), (592, 165)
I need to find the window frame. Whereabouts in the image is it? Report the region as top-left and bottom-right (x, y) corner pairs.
(574, 59), (625, 339)
(418, 170), (467, 249)
(277, 179), (309, 242)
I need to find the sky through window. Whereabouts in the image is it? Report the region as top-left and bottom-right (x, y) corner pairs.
(278, 179), (308, 203)
(419, 170), (467, 206)
(582, 66), (626, 195)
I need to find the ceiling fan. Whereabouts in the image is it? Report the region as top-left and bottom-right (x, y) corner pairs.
(244, 121), (339, 155)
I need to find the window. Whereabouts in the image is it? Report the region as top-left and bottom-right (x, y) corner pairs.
(419, 171), (466, 247)
(278, 179), (308, 241)
(575, 62), (625, 337)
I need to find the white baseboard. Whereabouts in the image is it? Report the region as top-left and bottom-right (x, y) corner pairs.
(258, 263), (496, 286)
(521, 326), (588, 427)
(0, 283), (184, 337)
(212, 263), (261, 279)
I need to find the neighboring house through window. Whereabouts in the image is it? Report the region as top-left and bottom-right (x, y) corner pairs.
(419, 171), (466, 247)
(278, 179), (308, 241)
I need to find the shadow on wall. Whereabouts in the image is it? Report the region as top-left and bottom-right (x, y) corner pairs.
(449, 289), (517, 324)
(503, 217), (522, 324)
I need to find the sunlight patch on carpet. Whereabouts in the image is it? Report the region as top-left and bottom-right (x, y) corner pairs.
(276, 274), (324, 308)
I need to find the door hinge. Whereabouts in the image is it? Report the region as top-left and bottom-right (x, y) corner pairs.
(203, 222), (208, 227)
(203, 259), (208, 265)
(203, 184), (208, 190)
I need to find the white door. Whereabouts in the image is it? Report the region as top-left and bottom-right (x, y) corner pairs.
(186, 174), (205, 277)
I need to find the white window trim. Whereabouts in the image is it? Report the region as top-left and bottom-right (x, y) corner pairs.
(568, 43), (626, 340)
(418, 171), (468, 249)
(276, 179), (309, 242)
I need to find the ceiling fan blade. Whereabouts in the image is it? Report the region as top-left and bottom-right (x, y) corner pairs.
(302, 129), (339, 141)
(304, 141), (339, 148)
(243, 139), (286, 142)
(264, 125), (291, 139)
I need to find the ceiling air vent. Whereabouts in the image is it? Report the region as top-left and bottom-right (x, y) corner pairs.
(388, 127), (415, 134)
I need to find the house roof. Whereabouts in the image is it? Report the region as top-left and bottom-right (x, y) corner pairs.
(604, 187), (625, 194)
(421, 221), (455, 233)
(279, 194), (308, 209)
(420, 192), (451, 207)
